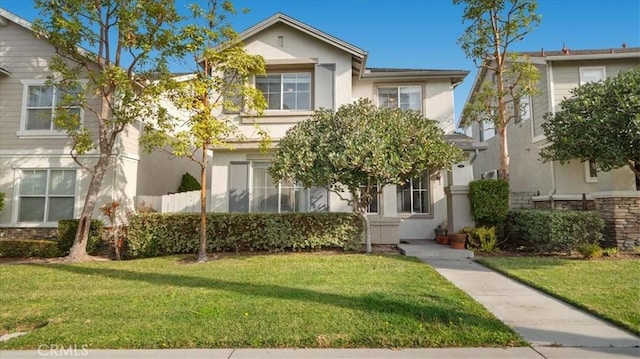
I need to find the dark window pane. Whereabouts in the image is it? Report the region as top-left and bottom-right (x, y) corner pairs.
(19, 197), (45, 222)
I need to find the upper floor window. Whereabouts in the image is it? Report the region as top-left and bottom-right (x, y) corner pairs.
(255, 72), (311, 111)
(378, 86), (422, 112)
(579, 67), (605, 85)
(20, 80), (82, 134)
(18, 169), (77, 223)
(397, 173), (430, 214)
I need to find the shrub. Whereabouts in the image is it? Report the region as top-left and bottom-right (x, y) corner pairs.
(0, 240), (60, 258)
(177, 172), (201, 193)
(469, 179), (509, 228)
(0, 192), (5, 212)
(603, 247), (620, 258)
(576, 243), (604, 259)
(57, 219), (104, 255)
(127, 212), (364, 258)
(507, 209), (604, 253)
(467, 226), (499, 253)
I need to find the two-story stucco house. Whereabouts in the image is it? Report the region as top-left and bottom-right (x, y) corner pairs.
(204, 13), (484, 243)
(0, 8), (199, 239)
(1, 9), (483, 244)
(467, 46), (640, 248)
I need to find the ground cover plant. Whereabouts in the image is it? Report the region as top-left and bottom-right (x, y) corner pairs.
(476, 256), (640, 334)
(0, 254), (524, 349)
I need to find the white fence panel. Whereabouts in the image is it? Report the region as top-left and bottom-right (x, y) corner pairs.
(136, 190), (204, 214)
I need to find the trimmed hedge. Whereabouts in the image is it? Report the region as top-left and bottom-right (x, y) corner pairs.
(469, 179), (509, 228)
(127, 212), (364, 258)
(0, 240), (60, 258)
(57, 219), (104, 255)
(507, 209), (604, 253)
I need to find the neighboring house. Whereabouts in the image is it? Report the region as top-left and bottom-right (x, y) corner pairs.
(205, 13), (485, 243)
(0, 9), (484, 244)
(466, 46), (640, 248)
(0, 8), (194, 239)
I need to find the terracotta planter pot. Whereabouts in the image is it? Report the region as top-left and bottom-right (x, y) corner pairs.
(436, 235), (450, 245)
(448, 233), (467, 249)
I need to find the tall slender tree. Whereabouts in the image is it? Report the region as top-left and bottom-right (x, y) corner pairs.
(140, 0), (268, 262)
(455, 0), (541, 181)
(34, 0), (183, 261)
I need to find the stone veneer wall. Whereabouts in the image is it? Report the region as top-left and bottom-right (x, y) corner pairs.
(510, 192), (536, 209)
(533, 199), (596, 211)
(594, 197), (640, 249)
(0, 228), (58, 240)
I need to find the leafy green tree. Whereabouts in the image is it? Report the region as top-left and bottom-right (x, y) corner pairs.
(140, 0), (267, 262)
(455, 0), (541, 181)
(540, 67), (640, 188)
(34, 0), (183, 261)
(269, 99), (463, 252)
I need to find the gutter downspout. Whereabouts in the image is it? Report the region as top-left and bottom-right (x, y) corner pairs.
(548, 160), (557, 209)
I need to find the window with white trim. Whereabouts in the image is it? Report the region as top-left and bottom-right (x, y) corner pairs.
(397, 173), (430, 214)
(579, 67), (605, 85)
(584, 160), (598, 183)
(255, 72), (311, 110)
(515, 95), (532, 123)
(358, 184), (379, 214)
(21, 81), (82, 132)
(250, 162), (327, 212)
(18, 169), (76, 222)
(378, 86), (422, 112)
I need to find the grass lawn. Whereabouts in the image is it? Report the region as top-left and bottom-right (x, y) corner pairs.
(476, 256), (640, 335)
(1, 254), (524, 349)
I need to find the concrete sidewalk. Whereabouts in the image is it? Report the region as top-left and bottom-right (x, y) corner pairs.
(399, 239), (640, 356)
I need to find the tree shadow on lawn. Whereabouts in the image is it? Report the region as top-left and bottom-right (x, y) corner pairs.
(36, 263), (518, 336)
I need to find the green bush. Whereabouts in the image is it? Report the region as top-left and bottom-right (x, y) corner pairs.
(0, 240), (60, 258)
(57, 219), (104, 255)
(467, 226), (499, 253)
(177, 172), (201, 193)
(0, 192), (5, 212)
(576, 243), (604, 259)
(127, 212), (364, 258)
(469, 179), (509, 228)
(507, 209), (604, 253)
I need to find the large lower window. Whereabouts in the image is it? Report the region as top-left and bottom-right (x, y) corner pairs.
(22, 82), (81, 131)
(19, 169), (76, 222)
(250, 163), (326, 212)
(378, 86), (422, 112)
(255, 73), (311, 110)
(358, 184), (379, 214)
(397, 174), (430, 214)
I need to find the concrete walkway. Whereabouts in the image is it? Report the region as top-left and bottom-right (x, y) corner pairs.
(2, 240), (639, 359)
(399, 238), (640, 357)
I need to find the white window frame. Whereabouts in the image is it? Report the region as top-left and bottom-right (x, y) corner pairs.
(579, 66), (606, 85)
(13, 168), (78, 225)
(516, 95), (532, 124)
(248, 162), (327, 213)
(584, 160), (598, 183)
(255, 72), (312, 111)
(377, 85), (423, 113)
(18, 79), (85, 138)
(396, 172), (431, 215)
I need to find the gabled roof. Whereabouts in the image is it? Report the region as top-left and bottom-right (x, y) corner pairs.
(0, 8), (33, 32)
(236, 12), (368, 77)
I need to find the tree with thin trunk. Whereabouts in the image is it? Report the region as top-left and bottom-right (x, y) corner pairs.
(540, 67), (640, 189)
(34, 0), (183, 262)
(140, 0), (268, 263)
(269, 99), (463, 253)
(455, 0), (541, 181)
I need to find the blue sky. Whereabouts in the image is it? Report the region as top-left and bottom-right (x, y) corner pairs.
(1, 0), (639, 125)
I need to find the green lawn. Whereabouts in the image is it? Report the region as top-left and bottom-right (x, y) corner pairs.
(0, 254), (524, 349)
(476, 256), (640, 334)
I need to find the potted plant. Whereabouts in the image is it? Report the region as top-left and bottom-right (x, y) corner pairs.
(449, 227), (471, 249)
(434, 222), (449, 245)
